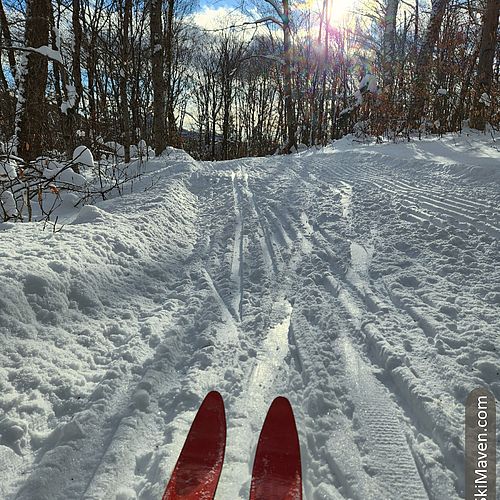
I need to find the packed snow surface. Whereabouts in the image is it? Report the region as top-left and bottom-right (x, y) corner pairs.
(0, 132), (499, 499)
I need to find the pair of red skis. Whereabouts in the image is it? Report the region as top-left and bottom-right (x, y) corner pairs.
(162, 391), (302, 499)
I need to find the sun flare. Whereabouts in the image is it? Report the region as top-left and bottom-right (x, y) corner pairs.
(299, 0), (358, 27)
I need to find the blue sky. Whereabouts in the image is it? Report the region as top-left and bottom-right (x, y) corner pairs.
(199, 0), (239, 9)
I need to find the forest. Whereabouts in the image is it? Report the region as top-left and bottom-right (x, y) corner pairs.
(0, 0), (498, 166)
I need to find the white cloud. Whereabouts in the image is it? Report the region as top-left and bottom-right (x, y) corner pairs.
(192, 6), (250, 31)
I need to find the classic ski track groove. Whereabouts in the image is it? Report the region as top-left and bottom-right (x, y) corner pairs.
(290, 158), (478, 495)
(231, 170), (245, 322)
(249, 163), (431, 499)
(310, 156), (487, 495)
(243, 167), (280, 275)
(321, 161), (500, 239)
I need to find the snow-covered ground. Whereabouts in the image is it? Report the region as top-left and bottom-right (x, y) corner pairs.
(1, 131), (499, 499)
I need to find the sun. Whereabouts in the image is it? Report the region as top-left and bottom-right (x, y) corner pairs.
(298, 0), (358, 27)
(328, 0), (355, 25)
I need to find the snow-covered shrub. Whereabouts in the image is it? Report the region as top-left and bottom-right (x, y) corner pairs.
(0, 191), (17, 218)
(359, 73), (378, 97)
(72, 146), (95, 168)
(0, 160), (19, 220)
(105, 141), (125, 157)
(57, 167), (87, 187)
(0, 136), (156, 223)
(0, 160), (17, 180)
(479, 93), (491, 107)
(138, 139), (147, 155)
(353, 120), (370, 141)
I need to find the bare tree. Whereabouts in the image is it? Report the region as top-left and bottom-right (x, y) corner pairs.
(119, 0), (132, 161)
(16, 0), (51, 161)
(411, 0), (449, 126)
(0, 0), (16, 80)
(165, 0), (176, 144)
(72, 0), (84, 111)
(219, 33), (245, 159)
(151, 0), (166, 154)
(262, 0), (297, 152)
(382, 0), (399, 91)
(470, 0), (500, 130)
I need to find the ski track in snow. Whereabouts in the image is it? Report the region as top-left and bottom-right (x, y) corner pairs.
(1, 141), (499, 499)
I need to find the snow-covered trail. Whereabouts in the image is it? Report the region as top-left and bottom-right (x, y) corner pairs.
(1, 142), (499, 499)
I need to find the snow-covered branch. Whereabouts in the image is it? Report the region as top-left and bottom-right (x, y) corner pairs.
(0, 45), (63, 64)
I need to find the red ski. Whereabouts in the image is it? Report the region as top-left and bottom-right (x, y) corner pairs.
(162, 391), (226, 500)
(249, 397), (302, 500)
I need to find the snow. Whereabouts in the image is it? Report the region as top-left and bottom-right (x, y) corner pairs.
(27, 45), (63, 64)
(71, 204), (108, 224)
(359, 73), (377, 94)
(44, 164), (86, 187)
(0, 190), (17, 217)
(72, 145), (95, 168)
(0, 160), (17, 180)
(61, 84), (77, 114)
(479, 92), (491, 107)
(327, 127), (500, 178)
(105, 141), (125, 157)
(1, 133), (499, 499)
(137, 139), (147, 155)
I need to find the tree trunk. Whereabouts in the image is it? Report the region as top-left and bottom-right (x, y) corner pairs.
(282, 0), (297, 152)
(151, 0), (166, 155)
(316, 0), (329, 145)
(120, 0), (131, 162)
(222, 79), (231, 160)
(410, 0), (449, 126)
(470, 0), (500, 130)
(0, 0), (16, 80)
(0, 60), (7, 90)
(49, 4), (62, 112)
(87, 51), (96, 138)
(49, 3), (73, 157)
(165, 0), (176, 145)
(72, 0), (83, 111)
(16, 0), (51, 161)
(382, 0), (399, 90)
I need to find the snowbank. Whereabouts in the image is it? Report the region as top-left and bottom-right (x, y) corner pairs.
(325, 128), (500, 182)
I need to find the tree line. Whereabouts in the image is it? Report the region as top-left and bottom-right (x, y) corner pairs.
(0, 0), (498, 163)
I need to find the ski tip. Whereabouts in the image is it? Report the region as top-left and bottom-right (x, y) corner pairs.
(250, 396), (302, 500)
(267, 396), (297, 425)
(203, 391), (225, 418)
(271, 396), (292, 409)
(162, 390), (226, 500)
(205, 390), (224, 404)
